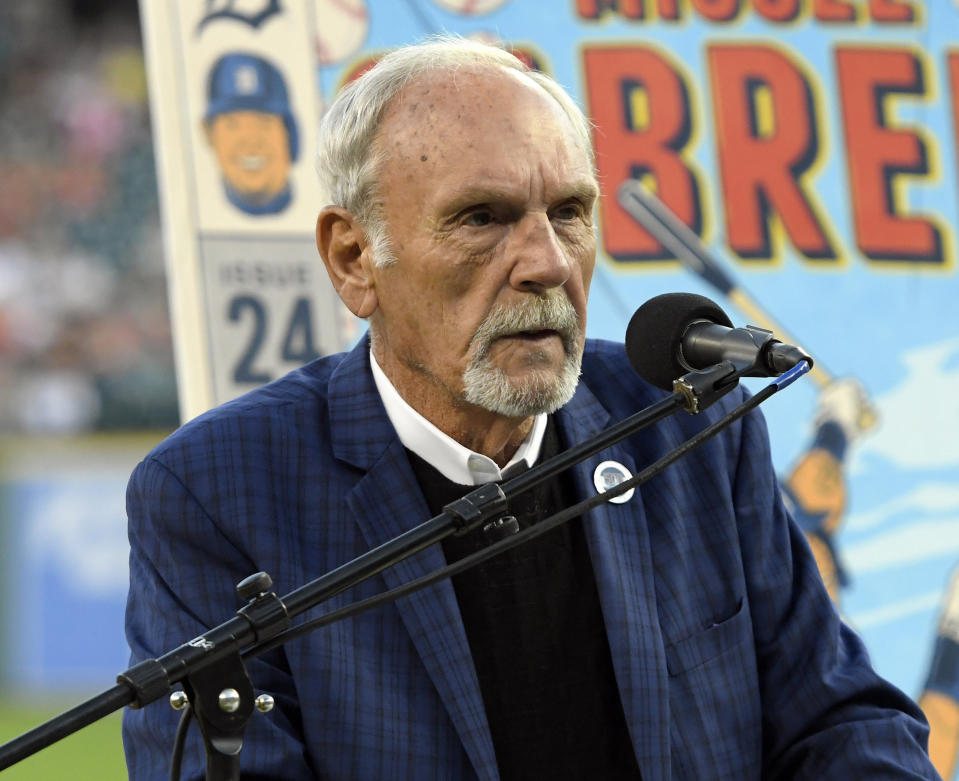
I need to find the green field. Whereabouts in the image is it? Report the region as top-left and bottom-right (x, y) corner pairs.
(0, 701), (126, 780)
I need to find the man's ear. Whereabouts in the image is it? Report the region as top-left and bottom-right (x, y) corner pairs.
(316, 206), (378, 319)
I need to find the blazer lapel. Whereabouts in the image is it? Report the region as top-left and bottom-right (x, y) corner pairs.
(557, 384), (672, 781)
(329, 341), (498, 781)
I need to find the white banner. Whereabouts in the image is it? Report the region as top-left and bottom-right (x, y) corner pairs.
(139, 1), (359, 420)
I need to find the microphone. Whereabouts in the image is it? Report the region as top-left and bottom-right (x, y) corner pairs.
(626, 292), (813, 391)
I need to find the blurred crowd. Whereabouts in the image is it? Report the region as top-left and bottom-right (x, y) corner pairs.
(0, 0), (178, 432)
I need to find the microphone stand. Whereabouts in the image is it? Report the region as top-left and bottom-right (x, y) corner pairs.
(0, 360), (790, 780)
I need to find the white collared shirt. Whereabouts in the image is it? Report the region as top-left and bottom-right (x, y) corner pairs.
(369, 350), (547, 486)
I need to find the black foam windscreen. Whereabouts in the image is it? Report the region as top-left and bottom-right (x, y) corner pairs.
(625, 292), (733, 391)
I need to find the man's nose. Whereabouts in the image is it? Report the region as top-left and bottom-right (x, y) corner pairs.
(507, 212), (571, 292)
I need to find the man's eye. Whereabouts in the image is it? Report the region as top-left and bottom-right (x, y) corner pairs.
(552, 203), (582, 221)
(463, 210), (494, 227)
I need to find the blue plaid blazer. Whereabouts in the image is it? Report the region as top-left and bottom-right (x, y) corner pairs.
(123, 338), (937, 780)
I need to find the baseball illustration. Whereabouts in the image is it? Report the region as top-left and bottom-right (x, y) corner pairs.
(431, 0), (511, 15)
(313, 0), (369, 66)
(466, 30), (502, 45)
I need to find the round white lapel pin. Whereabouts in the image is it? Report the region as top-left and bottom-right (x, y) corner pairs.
(593, 460), (635, 504)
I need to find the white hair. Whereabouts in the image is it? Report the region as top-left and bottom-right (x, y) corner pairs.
(314, 35), (594, 266)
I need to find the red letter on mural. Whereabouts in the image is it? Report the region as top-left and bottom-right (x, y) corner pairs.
(583, 46), (702, 261)
(576, 0), (646, 19)
(691, 0), (739, 22)
(708, 44), (833, 260)
(813, 0), (856, 22)
(836, 47), (942, 263)
(656, 0), (681, 20)
(753, 0), (800, 23)
(869, 0), (916, 23)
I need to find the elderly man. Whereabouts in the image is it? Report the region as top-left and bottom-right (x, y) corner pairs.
(123, 38), (939, 780)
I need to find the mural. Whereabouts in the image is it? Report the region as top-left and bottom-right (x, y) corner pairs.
(311, 3), (959, 776)
(137, 2), (959, 775)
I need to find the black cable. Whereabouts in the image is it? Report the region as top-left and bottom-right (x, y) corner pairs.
(169, 703), (193, 781)
(244, 380), (778, 661)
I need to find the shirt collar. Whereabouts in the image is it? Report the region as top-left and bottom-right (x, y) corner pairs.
(369, 349), (547, 486)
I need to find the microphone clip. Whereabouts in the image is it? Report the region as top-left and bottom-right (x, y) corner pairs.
(672, 362), (741, 414)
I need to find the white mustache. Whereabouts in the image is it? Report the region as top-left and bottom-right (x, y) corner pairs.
(469, 295), (580, 357)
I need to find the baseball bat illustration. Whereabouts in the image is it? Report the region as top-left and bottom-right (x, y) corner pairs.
(617, 179), (877, 429)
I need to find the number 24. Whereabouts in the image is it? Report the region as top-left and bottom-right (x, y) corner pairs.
(228, 294), (320, 384)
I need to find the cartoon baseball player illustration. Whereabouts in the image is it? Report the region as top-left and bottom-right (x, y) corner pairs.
(783, 381), (959, 779)
(203, 52), (299, 216)
(781, 378), (867, 603)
